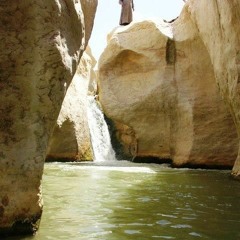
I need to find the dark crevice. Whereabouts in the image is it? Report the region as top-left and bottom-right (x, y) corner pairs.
(166, 38), (176, 65)
(171, 162), (233, 170)
(0, 213), (41, 238)
(103, 115), (132, 160)
(132, 156), (172, 164)
(45, 156), (81, 162)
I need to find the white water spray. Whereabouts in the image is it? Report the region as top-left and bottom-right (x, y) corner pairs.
(87, 96), (116, 162)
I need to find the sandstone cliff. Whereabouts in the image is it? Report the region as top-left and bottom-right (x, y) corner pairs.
(0, 0), (97, 235)
(185, 0), (240, 178)
(98, 3), (239, 171)
(46, 47), (96, 162)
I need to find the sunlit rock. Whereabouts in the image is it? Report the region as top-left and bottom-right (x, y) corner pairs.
(98, 18), (238, 168)
(0, 0), (97, 235)
(46, 47), (96, 161)
(185, 0), (240, 177)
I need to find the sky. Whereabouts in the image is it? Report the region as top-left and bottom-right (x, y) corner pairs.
(89, 0), (185, 60)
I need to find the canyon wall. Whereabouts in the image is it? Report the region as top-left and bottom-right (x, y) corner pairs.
(186, 0), (240, 177)
(46, 47), (96, 161)
(0, 0), (97, 235)
(98, 3), (239, 170)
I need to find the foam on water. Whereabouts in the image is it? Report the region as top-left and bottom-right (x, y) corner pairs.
(71, 165), (156, 174)
(50, 162), (156, 174)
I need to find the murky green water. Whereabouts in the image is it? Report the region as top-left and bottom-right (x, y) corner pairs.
(10, 161), (240, 240)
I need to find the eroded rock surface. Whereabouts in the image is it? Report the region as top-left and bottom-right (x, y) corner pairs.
(0, 0), (97, 235)
(98, 16), (238, 168)
(46, 47), (96, 161)
(185, 0), (240, 177)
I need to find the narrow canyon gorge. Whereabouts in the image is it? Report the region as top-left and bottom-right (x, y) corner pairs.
(0, 0), (240, 237)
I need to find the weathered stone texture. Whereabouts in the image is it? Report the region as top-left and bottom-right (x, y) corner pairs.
(0, 0), (97, 235)
(98, 17), (238, 168)
(185, 0), (240, 177)
(46, 47), (96, 161)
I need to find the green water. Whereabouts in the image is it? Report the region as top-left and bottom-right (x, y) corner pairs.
(10, 162), (240, 240)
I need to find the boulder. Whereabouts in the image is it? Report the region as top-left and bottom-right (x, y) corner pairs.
(0, 0), (97, 235)
(98, 17), (238, 168)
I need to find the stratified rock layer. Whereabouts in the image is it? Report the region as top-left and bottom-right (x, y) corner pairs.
(0, 0), (97, 235)
(98, 13), (238, 168)
(46, 47), (96, 161)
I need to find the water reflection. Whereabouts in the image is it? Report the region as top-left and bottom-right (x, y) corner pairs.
(6, 162), (240, 240)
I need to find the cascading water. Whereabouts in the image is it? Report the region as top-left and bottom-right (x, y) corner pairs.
(87, 95), (116, 162)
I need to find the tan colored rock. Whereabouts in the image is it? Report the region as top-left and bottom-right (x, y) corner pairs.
(98, 18), (238, 168)
(46, 47), (96, 161)
(184, 0), (240, 177)
(0, 0), (97, 235)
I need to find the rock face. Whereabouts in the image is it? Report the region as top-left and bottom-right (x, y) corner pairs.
(46, 47), (96, 161)
(98, 11), (239, 168)
(0, 0), (97, 235)
(185, 0), (240, 177)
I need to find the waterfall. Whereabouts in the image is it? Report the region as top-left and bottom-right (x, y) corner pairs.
(87, 96), (116, 162)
